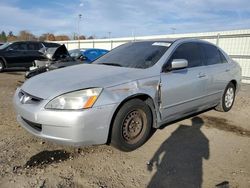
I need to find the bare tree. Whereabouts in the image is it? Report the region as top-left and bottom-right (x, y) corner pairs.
(87, 36), (95, 39)
(7, 31), (18, 42)
(47, 34), (56, 41)
(55, 35), (70, 41)
(78, 35), (86, 40)
(18, 30), (37, 41)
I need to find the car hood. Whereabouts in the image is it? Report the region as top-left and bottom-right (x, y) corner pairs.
(21, 64), (153, 99)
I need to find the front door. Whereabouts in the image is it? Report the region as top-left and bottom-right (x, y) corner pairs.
(160, 42), (208, 121)
(5, 42), (29, 68)
(26, 42), (43, 68)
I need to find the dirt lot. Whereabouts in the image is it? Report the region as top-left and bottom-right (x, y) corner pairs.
(0, 71), (250, 188)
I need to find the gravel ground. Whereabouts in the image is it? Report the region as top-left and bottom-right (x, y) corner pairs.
(0, 71), (249, 188)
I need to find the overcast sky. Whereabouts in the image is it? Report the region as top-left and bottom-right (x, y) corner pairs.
(0, 0), (250, 38)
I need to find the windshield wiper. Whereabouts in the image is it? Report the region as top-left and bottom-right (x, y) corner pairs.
(99, 63), (122, 67)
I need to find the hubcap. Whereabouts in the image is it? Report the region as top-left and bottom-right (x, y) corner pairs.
(225, 87), (234, 108)
(0, 62), (3, 70)
(122, 110), (147, 144)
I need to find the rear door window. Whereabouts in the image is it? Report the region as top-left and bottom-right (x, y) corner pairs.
(27, 43), (40, 51)
(202, 44), (222, 65)
(169, 42), (203, 68)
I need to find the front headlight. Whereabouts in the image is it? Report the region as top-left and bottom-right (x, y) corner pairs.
(45, 88), (102, 110)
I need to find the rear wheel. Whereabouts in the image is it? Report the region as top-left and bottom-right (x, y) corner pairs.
(0, 60), (4, 72)
(111, 99), (152, 151)
(215, 82), (236, 112)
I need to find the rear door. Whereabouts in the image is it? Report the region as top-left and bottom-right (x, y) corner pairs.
(26, 42), (43, 67)
(200, 43), (232, 102)
(160, 42), (208, 121)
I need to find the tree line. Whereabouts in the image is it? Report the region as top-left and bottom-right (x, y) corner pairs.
(0, 30), (95, 42)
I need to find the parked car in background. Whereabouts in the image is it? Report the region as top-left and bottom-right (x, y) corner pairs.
(69, 48), (109, 63)
(25, 46), (109, 78)
(13, 39), (241, 151)
(0, 41), (60, 72)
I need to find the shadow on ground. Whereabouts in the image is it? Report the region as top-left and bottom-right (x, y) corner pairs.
(147, 117), (209, 188)
(25, 150), (71, 168)
(203, 115), (250, 137)
(3, 69), (26, 75)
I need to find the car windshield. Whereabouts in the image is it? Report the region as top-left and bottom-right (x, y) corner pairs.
(0, 42), (11, 50)
(93, 41), (171, 69)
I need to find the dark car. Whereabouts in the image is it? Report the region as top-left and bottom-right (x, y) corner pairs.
(0, 41), (60, 72)
(25, 46), (109, 78)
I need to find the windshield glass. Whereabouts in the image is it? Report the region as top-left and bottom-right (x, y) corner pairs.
(46, 47), (58, 55)
(0, 42), (12, 50)
(93, 41), (171, 69)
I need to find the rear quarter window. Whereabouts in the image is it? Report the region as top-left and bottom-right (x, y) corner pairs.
(43, 43), (61, 48)
(27, 43), (40, 51)
(202, 44), (222, 65)
(219, 50), (228, 64)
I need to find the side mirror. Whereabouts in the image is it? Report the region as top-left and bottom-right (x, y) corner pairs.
(171, 59), (188, 70)
(7, 47), (13, 51)
(79, 55), (88, 61)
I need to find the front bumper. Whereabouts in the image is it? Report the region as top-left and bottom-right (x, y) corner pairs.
(13, 88), (117, 146)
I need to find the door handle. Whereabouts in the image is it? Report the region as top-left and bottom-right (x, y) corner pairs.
(225, 69), (230, 72)
(198, 73), (206, 78)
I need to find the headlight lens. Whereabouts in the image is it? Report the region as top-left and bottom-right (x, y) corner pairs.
(45, 88), (102, 110)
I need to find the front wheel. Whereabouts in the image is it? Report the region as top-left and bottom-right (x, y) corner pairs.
(111, 99), (153, 151)
(215, 82), (236, 112)
(0, 60), (4, 72)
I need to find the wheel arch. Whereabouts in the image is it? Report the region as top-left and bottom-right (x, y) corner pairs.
(106, 93), (157, 144)
(0, 56), (7, 68)
(230, 79), (237, 89)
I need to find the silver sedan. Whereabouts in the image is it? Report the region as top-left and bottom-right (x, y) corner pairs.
(13, 38), (241, 151)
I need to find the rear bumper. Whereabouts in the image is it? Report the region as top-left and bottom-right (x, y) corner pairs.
(13, 88), (118, 146)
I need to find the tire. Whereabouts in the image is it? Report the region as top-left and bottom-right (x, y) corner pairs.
(0, 60), (4, 72)
(111, 99), (153, 151)
(215, 82), (236, 112)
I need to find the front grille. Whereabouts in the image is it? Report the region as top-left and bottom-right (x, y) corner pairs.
(22, 117), (42, 132)
(18, 90), (43, 104)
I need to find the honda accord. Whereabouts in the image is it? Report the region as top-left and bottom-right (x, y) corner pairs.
(13, 38), (241, 151)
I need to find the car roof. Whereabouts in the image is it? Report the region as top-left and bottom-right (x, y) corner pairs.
(134, 38), (209, 43)
(133, 38), (217, 47)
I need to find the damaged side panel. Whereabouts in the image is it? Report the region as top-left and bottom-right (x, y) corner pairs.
(94, 76), (163, 128)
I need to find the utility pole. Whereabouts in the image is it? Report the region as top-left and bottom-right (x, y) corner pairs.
(171, 27), (176, 34)
(132, 29), (135, 41)
(78, 14), (82, 49)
